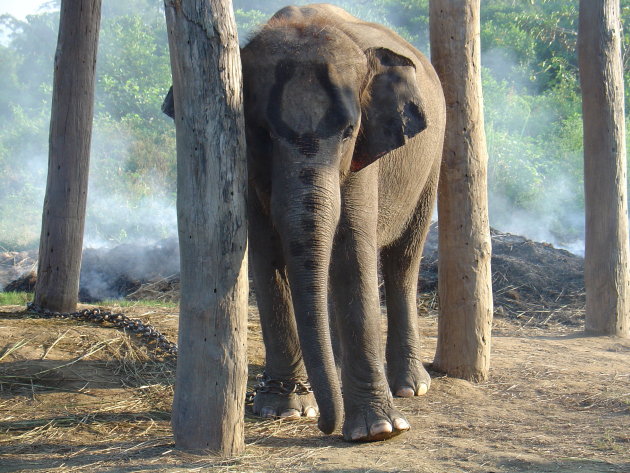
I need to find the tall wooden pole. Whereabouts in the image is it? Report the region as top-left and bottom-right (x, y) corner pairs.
(34, 0), (102, 313)
(429, 0), (494, 381)
(579, 0), (629, 338)
(164, 0), (249, 454)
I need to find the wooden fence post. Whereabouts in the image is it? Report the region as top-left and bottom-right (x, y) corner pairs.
(429, 0), (494, 381)
(34, 0), (102, 313)
(164, 0), (249, 454)
(579, 0), (629, 338)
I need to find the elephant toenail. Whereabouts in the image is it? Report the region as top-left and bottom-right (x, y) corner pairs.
(395, 387), (415, 398)
(416, 383), (428, 395)
(393, 418), (410, 431)
(280, 409), (300, 419)
(369, 420), (393, 437)
(260, 407), (276, 418)
(304, 407), (318, 418)
(351, 427), (369, 441)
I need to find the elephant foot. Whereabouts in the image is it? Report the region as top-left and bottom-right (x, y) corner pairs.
(343, 400), (410, 442)
(253, 390), (318, 419)
(388, 357), (431, 398)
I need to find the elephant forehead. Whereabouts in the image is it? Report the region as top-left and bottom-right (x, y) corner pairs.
(267, 60), (358, 147)
(280, 68), (330, 132)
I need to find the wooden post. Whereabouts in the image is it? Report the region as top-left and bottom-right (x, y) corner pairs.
(34, 0), (102, 313)
(164, 0), (249, 454)
(429, 0), (494, 381)
(579, 0), (629, 338)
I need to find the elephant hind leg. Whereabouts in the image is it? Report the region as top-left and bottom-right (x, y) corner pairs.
(381, 164), (438, 397)
(381, 245), (431, 397)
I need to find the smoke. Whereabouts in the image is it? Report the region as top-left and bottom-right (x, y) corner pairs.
(481, 48), (586, 255)
(84, 191), (177, 248)
(79, 237), (179, 301)
(84, 124), (177, 248)
(3, 2), (592, 301)
(489, 182), (585, 257)
(77, 120), (178, 297)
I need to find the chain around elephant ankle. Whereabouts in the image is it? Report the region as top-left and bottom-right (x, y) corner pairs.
(252, 372), (313, 397)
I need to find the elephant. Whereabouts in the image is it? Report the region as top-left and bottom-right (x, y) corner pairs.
(163, 3), (445, 442)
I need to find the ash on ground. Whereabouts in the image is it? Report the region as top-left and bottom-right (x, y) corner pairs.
(2, 224), (585, 326)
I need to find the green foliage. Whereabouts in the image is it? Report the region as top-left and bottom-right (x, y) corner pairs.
(0, 104), (48, 250)
(0, 5), (175, 249)
(0, 0), (629, 251)
(96, 14), (171, 122)
(101, 298), (178, 309)
(0, 292), (32, 305)
(481, 0), (579, 91)
(477, 0), (627, 246)
(235, 9), (268, 42)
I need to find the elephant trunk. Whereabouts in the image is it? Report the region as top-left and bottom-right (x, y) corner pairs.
(272, 167), (343, 434)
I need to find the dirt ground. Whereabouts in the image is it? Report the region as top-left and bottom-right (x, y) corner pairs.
(0, 300), (628, 473)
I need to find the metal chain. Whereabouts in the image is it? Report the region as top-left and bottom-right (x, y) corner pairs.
(246, 372), (313, 404)
(25, 303), (315, 406)
(26, 302), (178, 359)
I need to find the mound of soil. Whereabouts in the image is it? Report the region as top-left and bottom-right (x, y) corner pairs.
(78, 238), (179, 302)
(1, 240), (180, 302)
(125, 275), (180, 302)
(420, 224), (585, 323)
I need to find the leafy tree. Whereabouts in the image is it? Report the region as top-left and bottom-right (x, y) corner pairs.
(96, 14), (170, 121)
(0, 0), (628, 251)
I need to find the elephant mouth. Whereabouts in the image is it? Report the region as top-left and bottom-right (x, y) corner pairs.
(350, 149), (386, 171)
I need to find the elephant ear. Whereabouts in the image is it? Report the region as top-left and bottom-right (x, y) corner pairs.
(352, 47), (428, 172)
(162, 86), (175, 119)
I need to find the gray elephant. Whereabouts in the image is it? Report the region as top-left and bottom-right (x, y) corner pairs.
(164, 4), (445, 442)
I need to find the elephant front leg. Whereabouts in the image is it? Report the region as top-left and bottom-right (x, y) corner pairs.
(249, 196), (318, 419)
(331, 221), (410, 441)
(251, 266), (319, 419)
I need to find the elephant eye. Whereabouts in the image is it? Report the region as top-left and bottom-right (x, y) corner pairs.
(342, 125), (354, 141)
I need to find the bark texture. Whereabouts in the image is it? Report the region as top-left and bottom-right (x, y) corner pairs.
(164, 0), (249, 454)
(429, 0), (494, 381)
(34, 0), (101, 313)
(579, 0), (629, 338)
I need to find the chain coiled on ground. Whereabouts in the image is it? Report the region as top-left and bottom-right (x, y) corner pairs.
(25, 302), (316, 405)
(26, 302), (178, 359)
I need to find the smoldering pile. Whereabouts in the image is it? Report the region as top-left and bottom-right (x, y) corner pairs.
(419, 223), (585, 325)
(0, 251), (37, 292)
(2, 225), (585, 324)
(1, 239), (180, 303)
(78, 239), (181, 302)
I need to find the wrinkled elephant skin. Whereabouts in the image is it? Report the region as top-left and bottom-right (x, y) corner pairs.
(164, 4), (446, 442)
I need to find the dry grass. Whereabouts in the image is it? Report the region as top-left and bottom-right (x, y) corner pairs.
(0, 306), (328, 472)
(0, 303), (628, 473)
(124, 276), (181, 304)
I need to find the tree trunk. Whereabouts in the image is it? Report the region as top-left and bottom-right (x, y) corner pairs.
(34, 0), (101, 313)
(164, 0), (248, 454)
(429, 0), (494, 381)
(579, 0), (629, 338)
